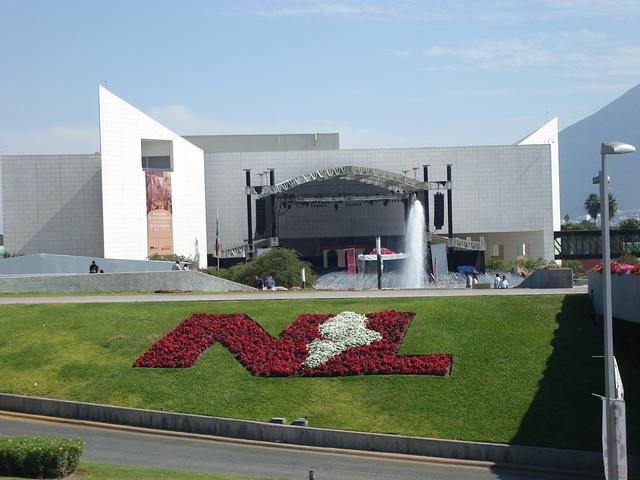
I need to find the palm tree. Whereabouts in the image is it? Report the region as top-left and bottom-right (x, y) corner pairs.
(583, 192), (618, 223)
(607, 192), (618, 221)
(584, 193), (600, 223)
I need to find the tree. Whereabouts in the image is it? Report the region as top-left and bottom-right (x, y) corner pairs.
(563, 214), (571, 224)
(617, 218), (640, 230)
(583, 192), (618, 223)
(607, 192), (618, 220)
(584, 193), (600, 222)
(561, 219), (598, 231)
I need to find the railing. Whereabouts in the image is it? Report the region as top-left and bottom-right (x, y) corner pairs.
(554, 229), (640, 259)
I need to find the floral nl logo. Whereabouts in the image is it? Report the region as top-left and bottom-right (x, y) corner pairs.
(134, 310), (452, 377)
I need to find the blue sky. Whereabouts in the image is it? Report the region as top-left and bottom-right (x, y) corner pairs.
(1, 0), (639, 156)
(1, 0), (640, 156)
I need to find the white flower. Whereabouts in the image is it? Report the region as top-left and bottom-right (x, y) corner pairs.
(302, 311), (382, 369)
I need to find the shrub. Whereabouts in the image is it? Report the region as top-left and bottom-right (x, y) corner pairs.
(562, 259), (585, 276)
(0, 436), (85, 478)
(148, 253), (194, 263)
(0, 252), (25, 258)
(616, 218), (640, 230)
(486, 258), (512, 272)
(516, 257), (546, 273)
(617, 253), (639, 266)
(205, 248), (317, 288)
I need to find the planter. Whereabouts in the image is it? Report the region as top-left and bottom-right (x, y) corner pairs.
(588, 271), (640, 324)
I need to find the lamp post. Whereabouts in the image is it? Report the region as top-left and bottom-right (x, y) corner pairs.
(599, 141), (635, 480)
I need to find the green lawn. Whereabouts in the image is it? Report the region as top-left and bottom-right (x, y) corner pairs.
(0, 295), (636, 453)
(0, 461), (281, 479)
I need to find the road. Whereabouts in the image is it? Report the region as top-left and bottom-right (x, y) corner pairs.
(0, 286), (587, 304)
(0, 414), (588, 480)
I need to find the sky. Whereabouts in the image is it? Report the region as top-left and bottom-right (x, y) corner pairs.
(1, 0), (640, 230)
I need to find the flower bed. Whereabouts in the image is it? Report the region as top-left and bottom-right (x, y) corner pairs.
(589, 262), (640, 324)
(134, 310), (452, 376)
(591, 261), (640, 275)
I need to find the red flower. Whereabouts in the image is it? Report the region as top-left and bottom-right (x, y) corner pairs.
(134, 311), (452, 377)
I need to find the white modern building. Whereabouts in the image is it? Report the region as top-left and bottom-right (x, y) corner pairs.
(0, 87), (560, 270)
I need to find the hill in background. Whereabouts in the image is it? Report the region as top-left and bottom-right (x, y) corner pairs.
(560, 83), (640, 218)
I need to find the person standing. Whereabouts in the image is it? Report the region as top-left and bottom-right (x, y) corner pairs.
(265, 273), (276, 290)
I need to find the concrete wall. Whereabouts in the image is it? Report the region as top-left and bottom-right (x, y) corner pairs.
(589, 272), (640, 323)
(516, 118), (560, 232)
(184, 133), (339, 153)
(459, 231), (548, 264)
(517, 268), (573, 288)
(0, 254), (175, 275)
(1, 154), (103, 257)
(0, 270), (253, 293)
(99, 86), (208, 268)
(205, 141), (555, 260)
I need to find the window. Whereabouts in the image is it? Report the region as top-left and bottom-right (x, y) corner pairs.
(141, 139), (173, 171)
(142, 156), (171, 171)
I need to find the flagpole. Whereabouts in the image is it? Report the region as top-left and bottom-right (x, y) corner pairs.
(216, 208), (221, 271)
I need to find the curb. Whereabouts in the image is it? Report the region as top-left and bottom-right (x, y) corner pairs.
(0, 393), (627, 476)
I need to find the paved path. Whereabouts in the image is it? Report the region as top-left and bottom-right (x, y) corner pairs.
(0, 414), (582, 480)
(0, 286), (587, 304)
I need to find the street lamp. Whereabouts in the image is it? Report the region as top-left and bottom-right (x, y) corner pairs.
(599, 141), (635, 480)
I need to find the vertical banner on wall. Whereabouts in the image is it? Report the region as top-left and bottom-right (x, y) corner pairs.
(146, 171), (174, 257)
(346, 248), (356, 275)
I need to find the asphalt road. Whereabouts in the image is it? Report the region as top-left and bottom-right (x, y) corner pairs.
(0, 286), (587, 304)
(0, 415), (588, 480)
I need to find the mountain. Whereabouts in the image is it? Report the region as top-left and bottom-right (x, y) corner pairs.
(559, 83), (640, 218)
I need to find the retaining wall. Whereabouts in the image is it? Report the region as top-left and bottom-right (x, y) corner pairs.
(0, 393), (631, 475)
(0, 270), (254, 293)
(517, 268), (573, 288)
(589, 272), (640, 324)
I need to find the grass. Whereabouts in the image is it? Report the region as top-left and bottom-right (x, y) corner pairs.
(0, 461), (281, 479)
(0, 295), (636, 454)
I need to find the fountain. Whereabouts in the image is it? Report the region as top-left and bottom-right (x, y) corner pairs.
(313, 195), (523, 289)
(401, 196), (426, 288)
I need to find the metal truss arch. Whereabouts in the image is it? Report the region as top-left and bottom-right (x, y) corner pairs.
(246, 165), (450, 197)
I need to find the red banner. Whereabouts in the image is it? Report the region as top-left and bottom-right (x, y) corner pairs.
(346, 248), (356, 274)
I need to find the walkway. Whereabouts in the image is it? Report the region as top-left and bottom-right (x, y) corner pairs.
(0, 286), (587, 304)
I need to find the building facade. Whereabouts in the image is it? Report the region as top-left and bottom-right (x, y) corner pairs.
(0, 87), (560, 268)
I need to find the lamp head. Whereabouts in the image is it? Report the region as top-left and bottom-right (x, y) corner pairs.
(601, 142), (636, 155)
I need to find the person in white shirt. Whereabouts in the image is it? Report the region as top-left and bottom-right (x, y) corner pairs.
(171, 260), (182, 271)
(494, 273), (501, 289)
(499, 274), (509, 289)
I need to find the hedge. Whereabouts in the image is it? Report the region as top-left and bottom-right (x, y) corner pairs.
(0, 436), (85, 479)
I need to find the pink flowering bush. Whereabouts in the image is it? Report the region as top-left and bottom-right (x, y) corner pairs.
(134, 310), (452, 377)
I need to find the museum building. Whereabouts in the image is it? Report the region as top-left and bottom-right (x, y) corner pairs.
(0, 86), (560, 270)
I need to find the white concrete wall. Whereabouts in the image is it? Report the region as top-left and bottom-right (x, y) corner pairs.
(99, 86), (207, 267)
(516, 117), (560, 232)
(460, 231), (548, 263)
(205, 141), (555, 262)
(1, 154), (103, 257)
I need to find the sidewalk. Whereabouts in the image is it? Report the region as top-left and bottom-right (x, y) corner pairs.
(0, 285), (587, 304)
